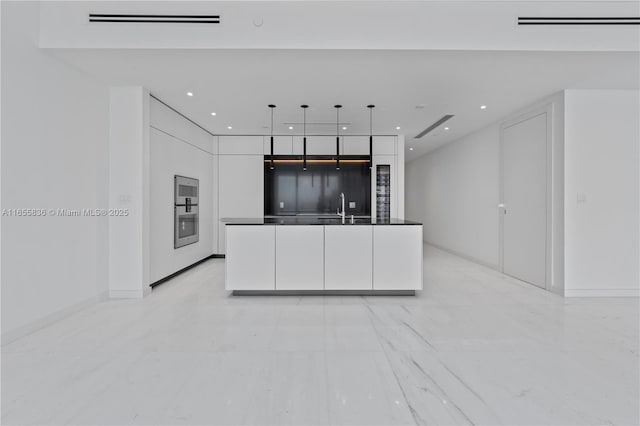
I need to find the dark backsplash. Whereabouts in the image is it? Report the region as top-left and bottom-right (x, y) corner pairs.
(264, 156), (371, 216)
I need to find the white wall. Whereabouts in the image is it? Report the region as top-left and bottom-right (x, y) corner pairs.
(564, 90), (640, 296)
(406, 125), (501, 268)
(149, 97), (216, 283)
(1, 1), (109, 341)
(108, 87), (150, 298)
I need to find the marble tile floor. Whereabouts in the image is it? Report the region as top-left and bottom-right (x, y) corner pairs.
(1, 245), (638, 425)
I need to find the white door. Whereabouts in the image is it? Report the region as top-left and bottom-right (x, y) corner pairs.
(502, 113), (547, 289)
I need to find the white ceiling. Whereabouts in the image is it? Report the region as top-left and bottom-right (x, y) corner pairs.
(52, 48), (639, 160)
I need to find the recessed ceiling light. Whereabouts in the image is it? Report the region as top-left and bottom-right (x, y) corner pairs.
(342, 126), (347, 130)
(187, 92), (193, 97)
(289, 126), (294, 130)
(480, 105), (487, 110)
(409, 147), (414, 151)
(444, 127), (449, 131)
(227, 126), (232, 130)
(211, 112), (217, 116)
(396, 126), (401, 130)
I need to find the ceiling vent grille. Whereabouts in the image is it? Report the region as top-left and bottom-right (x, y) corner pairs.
(414, 115), (454, 139)
(89, 14), (221, 24)
(517, 16), (639, 25)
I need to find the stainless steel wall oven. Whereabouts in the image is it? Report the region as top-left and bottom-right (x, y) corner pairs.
(174, 175), (199, 248)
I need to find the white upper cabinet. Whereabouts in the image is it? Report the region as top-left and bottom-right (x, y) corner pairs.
(342, 136), (370, 155)
(292, 136), (395, 156)
(263, 136), (293, 155)
(219, 136), (263, 155)
(373, 136), (396, 155)
(294, 136), (340, 156)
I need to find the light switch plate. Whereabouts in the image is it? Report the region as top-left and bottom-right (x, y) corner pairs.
(279, 201), (285, 208)
(349, 201), (356, 209)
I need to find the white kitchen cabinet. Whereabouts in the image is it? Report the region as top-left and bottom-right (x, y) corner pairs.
(225, 225), (275, 290)
(342, 136), (370, 155)
(371, 154), (397, 221)
(263, 136), (293, 155)
(276, 226), (324, 290)
(294, 136), (340, 156)
(218, 155), (264, 253)
(373, 225), (423, 290)
(219, 136), (263, 155)
(373, 136), (396, 155)
(324, 225), (372, 290)
(293, 135), (394, 156)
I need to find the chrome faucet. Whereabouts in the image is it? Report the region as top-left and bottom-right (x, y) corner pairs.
(337, 192), (346, 224)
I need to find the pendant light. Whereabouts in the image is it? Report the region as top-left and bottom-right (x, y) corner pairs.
(334, 105), (342, 170)
(268, 104), (276, 170)
(301, 105), (308, 171)
(367, 105), (375, 169)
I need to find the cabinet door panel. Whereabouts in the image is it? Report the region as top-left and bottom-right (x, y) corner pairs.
(219, 136), (263, 155)
(263, 136), (293, 155)
(324, 225), (372, 290)
(276, 226), (324, 290)
(373, 136), (396, 155)
(373, 226), (423, 290)
(342, 136), (370, 155)
(225, 226), (275, 290)
(218, 155), (264, 253)
(296, 136), (340, 156)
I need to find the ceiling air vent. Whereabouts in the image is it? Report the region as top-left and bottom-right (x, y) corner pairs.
(89, 14), (221, 24)
(414, 115), (454, 139)
(517, 16), (639, 25)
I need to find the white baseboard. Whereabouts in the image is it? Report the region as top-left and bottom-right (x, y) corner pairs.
(425, 240), (500, 271)
(565, 288), (640, 297)
(109, 289), (144, 299)
(1, 291), (109, 346)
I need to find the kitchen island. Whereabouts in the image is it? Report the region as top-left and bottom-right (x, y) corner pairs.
(222, 217), (423, 294)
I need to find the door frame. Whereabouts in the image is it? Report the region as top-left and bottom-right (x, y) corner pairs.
(499, 104), (553, 291)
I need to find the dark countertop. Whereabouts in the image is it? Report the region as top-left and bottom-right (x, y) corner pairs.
(221, 217), (422, 226)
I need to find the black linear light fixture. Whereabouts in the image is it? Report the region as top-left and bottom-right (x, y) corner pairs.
(367, 105), (375, 169)
(301, 105), (309, 171)
(335, 105), (342, 170)
(268, 104), (276, 170)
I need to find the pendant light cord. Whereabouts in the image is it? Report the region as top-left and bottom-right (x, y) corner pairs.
(370, 107), (373, 135)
